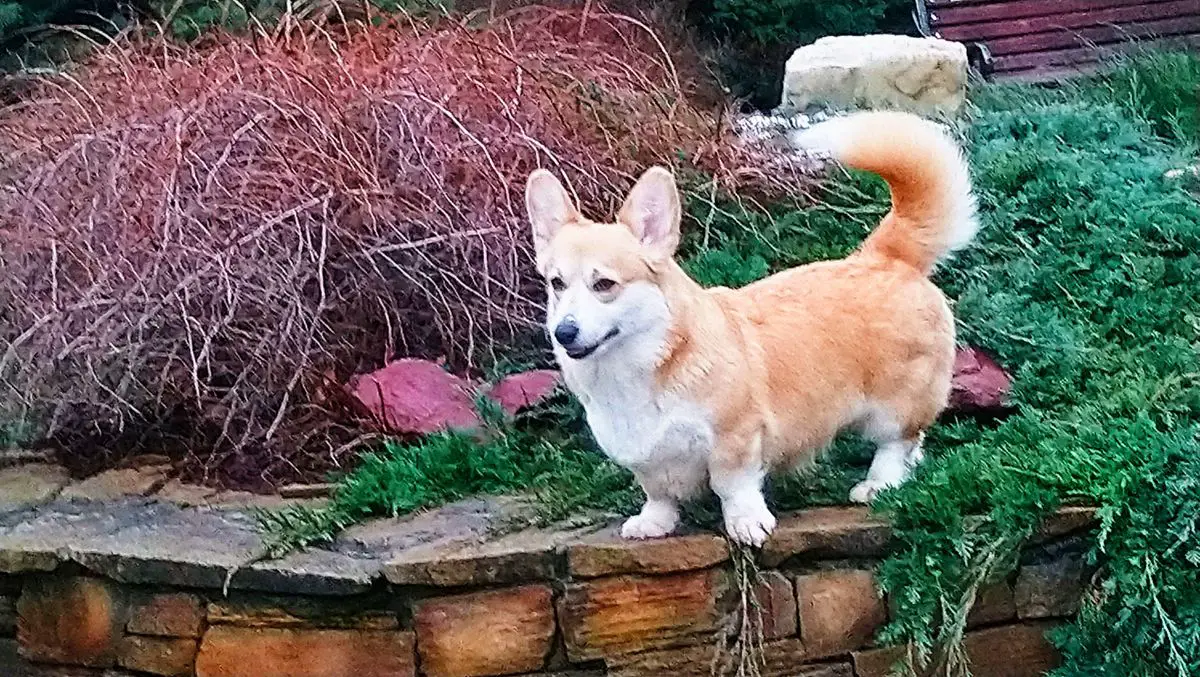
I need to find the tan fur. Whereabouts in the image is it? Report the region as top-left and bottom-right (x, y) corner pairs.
(664, 251), (953, 465)
(526, 111), (976, 545)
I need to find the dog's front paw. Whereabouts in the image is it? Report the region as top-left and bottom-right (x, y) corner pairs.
(621, 512), (677, 540)
(723, 504), (777, 547)
(849, 479), (891, 504)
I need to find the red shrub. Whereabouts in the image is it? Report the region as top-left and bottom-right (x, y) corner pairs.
(0, 6), (810, 487)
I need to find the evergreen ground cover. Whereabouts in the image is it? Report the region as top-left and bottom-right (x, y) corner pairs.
(874, 56), (1200, 676)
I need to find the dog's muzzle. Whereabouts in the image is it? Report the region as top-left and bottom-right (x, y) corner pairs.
(560, 325), (620, 360)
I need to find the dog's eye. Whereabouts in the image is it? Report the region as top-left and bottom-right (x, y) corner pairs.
(549, 277), (566, 292)
(592, 278), (617, 293)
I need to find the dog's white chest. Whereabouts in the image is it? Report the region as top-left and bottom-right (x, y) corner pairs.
(563, 359), (714, 476)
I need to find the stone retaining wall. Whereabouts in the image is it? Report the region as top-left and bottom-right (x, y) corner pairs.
(0, 479), (1095, 677)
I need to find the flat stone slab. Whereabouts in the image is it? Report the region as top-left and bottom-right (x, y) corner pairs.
(382, 511), (736, 586)
(148, 479), (222, 507)
(0, 498), (142, 574)
(59, 466), (171, 502)
(338, 496), (522, 557)
(384, 524), (599, 587)
(0, 463), (70, 514)
(0, 499), (375, 595)
(0, 492), (577, 595)
(150, 478), (328, 511)
(278, 483), (334, 499)
(242, 547), (379, 596)
(760, 506), (892, 567)
(567, 527), (729, 578)
(1033, 505), (1097, 543)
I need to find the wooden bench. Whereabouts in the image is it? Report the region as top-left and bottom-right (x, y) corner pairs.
(914, 0), (1200, 80)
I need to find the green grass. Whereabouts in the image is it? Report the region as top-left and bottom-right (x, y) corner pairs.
(258, 52), (1200, 675)
(157, 0), (450, 40)
(1085, 50), (1200, 146)
(255, 398), (639, 558)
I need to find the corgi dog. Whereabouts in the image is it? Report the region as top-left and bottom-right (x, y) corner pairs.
(524, 110), (978, 546)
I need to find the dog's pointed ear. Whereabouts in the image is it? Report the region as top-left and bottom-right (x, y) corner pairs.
(526, 169), (579, 254)
(618, 166), (681, 260)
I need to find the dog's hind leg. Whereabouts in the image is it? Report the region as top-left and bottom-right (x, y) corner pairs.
(850, 366), (945, 504)
(849, 433), (925, 504)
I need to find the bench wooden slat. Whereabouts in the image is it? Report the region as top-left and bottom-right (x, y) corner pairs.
(920, 0), (1200, 80)
(992, 33), (1200, 74)
(937, 0), (1200, 42)
(985, 14), (1200, 57)
(929, 0), (1185, 28)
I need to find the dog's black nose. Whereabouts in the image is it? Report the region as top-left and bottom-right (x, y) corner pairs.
(554, 317), (580, 346)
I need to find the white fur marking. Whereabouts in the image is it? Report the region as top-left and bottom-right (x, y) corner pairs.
(710, 464), (776, 547)
(850, 438), (924, 504)
(621, 498), (680, 539)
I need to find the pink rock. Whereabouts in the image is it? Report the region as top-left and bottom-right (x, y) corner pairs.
(486, 370), (562, 414)
(348, 359), (481, 434)
(347, 361), (563, 435)
(949, 346), (1012, 413)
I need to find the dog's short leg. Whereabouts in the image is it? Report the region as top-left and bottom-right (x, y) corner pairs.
(850, 435), (924, 504)
(710, 436), (776, 547)
(624, 470), (681, 540)
(621, 459), (707, 540)
(621, 479), (680, 540)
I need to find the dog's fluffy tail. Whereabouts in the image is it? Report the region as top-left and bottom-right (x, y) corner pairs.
(792, 110), (978, 275)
